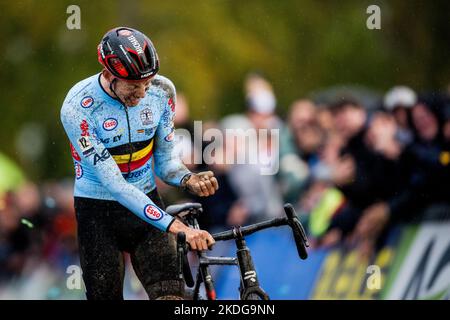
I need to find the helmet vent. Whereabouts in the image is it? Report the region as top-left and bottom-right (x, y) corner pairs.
(109, 57), (129, 78)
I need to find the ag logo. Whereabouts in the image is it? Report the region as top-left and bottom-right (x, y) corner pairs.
(144, 204), (164, 221)
(93, 148), (111, 165)
(103, 118), (118, 131)
(80, 96), (94, 108)
(140, 108), (153, 125)
(75, 163), (83, 179)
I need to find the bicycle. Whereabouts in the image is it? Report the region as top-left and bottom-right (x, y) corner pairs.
(165, 202), (309, 300)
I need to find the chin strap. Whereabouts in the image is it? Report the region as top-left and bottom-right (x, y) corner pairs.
(109, 78), (123, 103)
(108, 77), (133, 175)
(110, 77), (129, 107)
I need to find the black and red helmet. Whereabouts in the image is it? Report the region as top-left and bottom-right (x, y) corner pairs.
(97, 27), (159, 81)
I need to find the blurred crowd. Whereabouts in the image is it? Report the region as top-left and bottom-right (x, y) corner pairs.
(0, 179), (79, 298)
(167, 73), (450, 259)
(1, 73), (450, 298)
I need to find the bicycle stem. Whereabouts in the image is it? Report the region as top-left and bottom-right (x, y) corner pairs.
(233, 226), (269, 300)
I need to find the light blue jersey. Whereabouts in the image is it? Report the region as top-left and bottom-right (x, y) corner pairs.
(60, 73), (191, 231)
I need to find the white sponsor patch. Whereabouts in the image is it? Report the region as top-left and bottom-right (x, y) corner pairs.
(103, 118), (118, 131)
(80, 96), (94, 108)
(144, 204), (164, 221)
(75, 162), (83, 179)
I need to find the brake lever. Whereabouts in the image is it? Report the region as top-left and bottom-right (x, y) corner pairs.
(283, 203), (309, 260)
(294, 218), (310, 248)
(176, 232), (195, 287)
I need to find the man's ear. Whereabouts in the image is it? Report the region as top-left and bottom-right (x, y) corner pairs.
(102, 69), (114, 82)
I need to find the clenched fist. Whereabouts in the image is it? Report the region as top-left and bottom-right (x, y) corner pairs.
(182, 171), (219, 197)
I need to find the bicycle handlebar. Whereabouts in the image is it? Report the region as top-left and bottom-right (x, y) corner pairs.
(212, 217), (287, 241)
(283, 203), (309, 260)
(176, 203), (309, 288)
(211, 204), (309, 260)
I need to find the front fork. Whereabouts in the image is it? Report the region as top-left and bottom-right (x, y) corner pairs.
(234, 226), (269, 300)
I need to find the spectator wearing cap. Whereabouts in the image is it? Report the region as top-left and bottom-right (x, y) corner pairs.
(219, 73), (284, 226)
(383, 86), (417, 146)
(353, 93), (450, 256)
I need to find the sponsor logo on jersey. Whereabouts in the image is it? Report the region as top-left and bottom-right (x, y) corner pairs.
(93, 148), (111, 165)
(164, 129), (175, 142)
(103, 118), (118, 131)
(101, 134), (122, 144)
(80, 96), (94, 108)
(144, 204), (164, 221)
(70, 143), (81, 161)
(161, 109), (171, 124)
(140, 108), (153, 125)
(168, 97), (175, 112)
(75, 162), (83, 179)
(164, 120), (174, 129)
(125, 162), (151, 182)
(137, 128), (155, 136)
(80, 120), (90, 136)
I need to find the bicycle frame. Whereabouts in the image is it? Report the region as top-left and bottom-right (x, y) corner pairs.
(174, 203), (309, 300)
(190, 224), (269, 300)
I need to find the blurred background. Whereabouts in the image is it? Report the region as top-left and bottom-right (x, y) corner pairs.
(0, 0), (449, 299)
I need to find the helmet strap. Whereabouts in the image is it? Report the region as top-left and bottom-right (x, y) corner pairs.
(109, 78), (127, 107)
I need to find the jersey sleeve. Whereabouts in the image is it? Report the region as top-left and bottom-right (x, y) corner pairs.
(153, 77), (191, 186)
(60, 102), (175, 232)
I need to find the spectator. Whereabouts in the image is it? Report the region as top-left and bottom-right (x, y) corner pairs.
(353, 93), (450, 256)
(220, 73), (284, 226)
(317, 98), (403, 250)
(383, 86), (417, 146)
(278, 99), (321, 204)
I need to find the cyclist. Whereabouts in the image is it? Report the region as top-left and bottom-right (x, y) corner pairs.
(60, 27), (219, 300)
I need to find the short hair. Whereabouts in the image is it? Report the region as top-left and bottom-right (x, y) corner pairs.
(329, 97), (362, 113)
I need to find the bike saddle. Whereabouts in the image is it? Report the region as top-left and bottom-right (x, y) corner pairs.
(166, 203), (202, 217)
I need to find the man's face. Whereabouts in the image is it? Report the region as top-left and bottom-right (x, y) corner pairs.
(113, 77), (153, 107)
(392, 106), (409, 128)
(412, 104), (438, 141)
(333, 105), (365, 140)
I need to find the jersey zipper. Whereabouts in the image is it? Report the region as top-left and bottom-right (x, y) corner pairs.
(123, 105), (133, 177)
